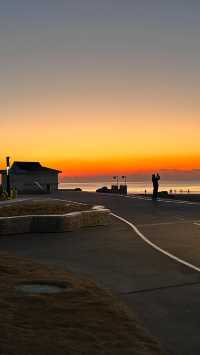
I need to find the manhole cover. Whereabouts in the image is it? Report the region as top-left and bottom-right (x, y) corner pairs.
(16, 282), (67, 295)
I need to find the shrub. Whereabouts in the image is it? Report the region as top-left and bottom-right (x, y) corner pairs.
(11, 188), (17, 199)
(0, 191), (9, 200)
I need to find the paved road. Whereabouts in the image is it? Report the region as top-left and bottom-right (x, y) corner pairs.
(1, 192), (200, 355)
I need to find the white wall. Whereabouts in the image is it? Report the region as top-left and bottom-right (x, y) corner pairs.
(8, 173), (59, 193)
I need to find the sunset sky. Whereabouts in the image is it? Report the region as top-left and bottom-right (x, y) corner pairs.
(1, 1), (200, 177)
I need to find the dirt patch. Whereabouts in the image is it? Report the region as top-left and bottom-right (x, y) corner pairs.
(0, 199), (91, 217)
(0, 253), (166, 355)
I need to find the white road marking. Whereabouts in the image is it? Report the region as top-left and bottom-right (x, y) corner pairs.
(111, 213), (200, 273)
(138, 221), (188, 227)
(127, 195), (200, 206)
(139, 220), (200, 227)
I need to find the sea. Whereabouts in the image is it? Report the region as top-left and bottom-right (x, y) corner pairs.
(59, 181), (200, 194)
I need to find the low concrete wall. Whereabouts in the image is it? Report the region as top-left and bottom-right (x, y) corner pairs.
(0, 206), (111, 235)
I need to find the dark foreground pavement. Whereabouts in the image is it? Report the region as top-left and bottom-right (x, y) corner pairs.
(1, 191), (200, 355)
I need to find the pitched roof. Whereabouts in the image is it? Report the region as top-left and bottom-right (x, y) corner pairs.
(10, 162), (61, 174)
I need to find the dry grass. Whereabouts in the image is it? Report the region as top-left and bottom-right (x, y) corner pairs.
(0, 253), (166, 355)
(0, 199), (91, 217)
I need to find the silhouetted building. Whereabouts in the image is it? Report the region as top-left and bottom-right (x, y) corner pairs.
(0, 161), (61, 194)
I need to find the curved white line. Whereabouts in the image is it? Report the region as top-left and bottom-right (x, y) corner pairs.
(111, 212), (200, 273)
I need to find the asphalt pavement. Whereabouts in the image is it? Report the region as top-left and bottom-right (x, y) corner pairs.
(1, 191), (200, 355)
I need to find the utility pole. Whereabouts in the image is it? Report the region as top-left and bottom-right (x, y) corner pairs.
(6, 156), (11, 197)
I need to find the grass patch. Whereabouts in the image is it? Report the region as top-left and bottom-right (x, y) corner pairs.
(0, 253), (166, 355)
(0, 199), (91, 217)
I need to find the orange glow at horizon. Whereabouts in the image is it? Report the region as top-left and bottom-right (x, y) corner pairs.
(1, 94), (200, 177)
(1, 153), (200, 178)
(46, 154), (200, 178)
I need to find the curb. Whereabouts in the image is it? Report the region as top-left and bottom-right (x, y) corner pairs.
(0, 206), (111, 235)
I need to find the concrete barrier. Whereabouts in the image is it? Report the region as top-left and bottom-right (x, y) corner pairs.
(30, 215), (65, 233)
(0, 205), (111, 235)
(0, 216), (31, 235)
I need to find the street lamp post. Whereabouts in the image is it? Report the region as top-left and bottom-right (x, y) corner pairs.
(113, 176), (119, 188)
(121, 175), (127, 185)
(121, 175), (127, 195)
(6, 156), (11, 197)
(112, 176), (119, 193)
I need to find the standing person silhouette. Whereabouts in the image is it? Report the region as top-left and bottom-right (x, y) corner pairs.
(152, 173), (160, 200)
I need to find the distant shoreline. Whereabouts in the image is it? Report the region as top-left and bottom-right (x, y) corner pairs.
(58, 186), (200, 202)
(59, 181), (200, 195)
